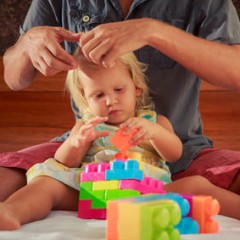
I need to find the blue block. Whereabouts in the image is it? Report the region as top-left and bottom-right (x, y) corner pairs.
(132, 193), (190, 217)
(106, 160), (144, 180)
(176, 217), (199, 234)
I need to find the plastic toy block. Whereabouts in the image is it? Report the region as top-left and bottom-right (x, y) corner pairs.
(79, 183), (104, 200)
(114, 152), (128, 161)
(131, 193), (190, 217)
(182, 194), (219, 233)
(191, 195), (220, 233)
(105, 189), (140, 202)
(92, 180), (119, 190)
(78, 200), (106, 219)
(110, 128), (138, 154)
(107, 200), (119, 240)
(79, 183), (106, 208)
(175, 217), (199, 234)
(108, 197), (181, 240)
(106, 160), (144, 180)
(140, 200), (181, 240)
(79, 181), (93, 191)
(80, 162), (110, 182)
(121, 193), (199, 235)
(120, 177), (165, 194)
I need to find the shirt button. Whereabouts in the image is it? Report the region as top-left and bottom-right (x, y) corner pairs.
(82, 15), (90, 23)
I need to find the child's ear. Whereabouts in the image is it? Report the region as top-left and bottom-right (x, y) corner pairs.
(135, 87), (142, 97)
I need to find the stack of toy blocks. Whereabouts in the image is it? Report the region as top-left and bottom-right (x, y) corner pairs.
(78, 157), (166, 219)
(78, 128), (220, 238)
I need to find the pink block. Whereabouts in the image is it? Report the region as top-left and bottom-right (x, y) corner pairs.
(78, 200), (106, 219)
(119, 177), (165, 194)
(181, 194), (193, 217)
(81, 162), (111, 182)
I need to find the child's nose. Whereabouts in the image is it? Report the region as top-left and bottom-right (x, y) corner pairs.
(106, 95), (117, 106)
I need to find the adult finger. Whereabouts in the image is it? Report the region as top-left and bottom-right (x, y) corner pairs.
(56, 27), (82, 43)
(47, 41), (78, 69)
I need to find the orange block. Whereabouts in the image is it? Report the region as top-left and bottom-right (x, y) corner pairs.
(110, 128), (138, 154)
(191, 196), (220, 233)
(107, 201), (119, 240)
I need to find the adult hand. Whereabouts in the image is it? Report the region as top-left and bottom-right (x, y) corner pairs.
(22, 26), (81, 76)
(79, 18), (153, 68)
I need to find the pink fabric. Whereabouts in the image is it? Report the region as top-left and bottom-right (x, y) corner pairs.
(172, 148), (240, 189)
(0, 142), (62, 170)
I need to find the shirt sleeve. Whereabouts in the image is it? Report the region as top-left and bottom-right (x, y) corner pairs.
(199, 0), (240, 44)
(19, 0), (61, 34)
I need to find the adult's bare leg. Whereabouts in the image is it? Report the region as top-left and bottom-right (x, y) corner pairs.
(229, 172), (240, 194)
(0, 167), (26, 201)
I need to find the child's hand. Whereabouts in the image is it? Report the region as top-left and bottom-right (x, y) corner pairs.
(120, 117), (155, 145)
(71, 116), (109, 148)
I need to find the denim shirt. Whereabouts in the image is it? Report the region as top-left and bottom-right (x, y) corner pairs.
(20, 0), (240, 173)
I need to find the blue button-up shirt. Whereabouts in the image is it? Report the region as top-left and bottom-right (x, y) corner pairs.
(20, 0), (240, 173)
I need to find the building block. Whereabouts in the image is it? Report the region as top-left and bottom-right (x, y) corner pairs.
(175, 217), (199, 234)
(106, 160), (144, 180)
(110, 128), (138, 154)
(92, 180), (119, 190)
(120, 193), (199, 235)
(182, 194), (220, 233)
(105, 189), (140, 202)
(78, 200), (106, 219)
(107, 195), (181, 240)
(80, 162), (110, 182)
(119, 176), (165, 194)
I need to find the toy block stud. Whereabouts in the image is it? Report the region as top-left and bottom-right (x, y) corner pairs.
(110, 128), (138, 154)
(80, 162), (110, 182)
(106, 160), (144, 180)
(120, 177), (165, 194)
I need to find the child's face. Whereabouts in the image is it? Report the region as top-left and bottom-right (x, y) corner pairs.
(80, 62), (141, 126)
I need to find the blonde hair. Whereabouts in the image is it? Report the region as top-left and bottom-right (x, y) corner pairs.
(66, 49), (153, 115)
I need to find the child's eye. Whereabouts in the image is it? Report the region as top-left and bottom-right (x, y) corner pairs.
(96, 93), (104, 98)
(115, 88), (123, 92)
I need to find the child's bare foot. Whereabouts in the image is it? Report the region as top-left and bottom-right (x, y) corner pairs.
(0, 203), (20, 230)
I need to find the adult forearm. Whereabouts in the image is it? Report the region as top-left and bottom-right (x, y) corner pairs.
(147, 19), (240, 90)
(3, 35), (36, 90)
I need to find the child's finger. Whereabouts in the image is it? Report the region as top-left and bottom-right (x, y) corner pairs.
(130, 129), (147, 144)
(89, 116), (108, 125)
(95, 130), (110, 139)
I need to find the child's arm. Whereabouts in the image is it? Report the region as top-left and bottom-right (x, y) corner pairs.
(120, 115), (182, 162)
(54, 116), (109, 168)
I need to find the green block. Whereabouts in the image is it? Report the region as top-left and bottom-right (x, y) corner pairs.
(140, 200), (181, 240)
(106, 189), (140, 201)
(80, 183), (106, 209)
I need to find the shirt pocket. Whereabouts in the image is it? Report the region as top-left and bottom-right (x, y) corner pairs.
(70, 7), (109, 33)
(135, 17), (186, 69)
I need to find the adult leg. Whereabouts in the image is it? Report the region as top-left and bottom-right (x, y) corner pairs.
(0, 141), (62, 201)
(0, 168), (26, 201)
(229, 172), (240, 194)
(172, 148), (240, 191)
(165, 175), (240, 219)
(0, 176), (79, 230)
